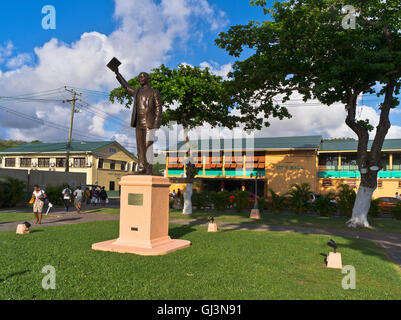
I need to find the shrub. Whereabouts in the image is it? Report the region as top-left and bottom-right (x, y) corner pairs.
(336, 184), (356, 217)
(233, 190), (249, 212)
(368, 198), (382, 218)
(268, 188), (287, 214)
(312, 193), (337, 217)
(192, 190), (210, 210)
(287, 183), (311, 214)
(210, 191), (231, 211)
(391, 202), (401, 220)
(0, 177), (27, 207)
(257, 196), (267, 211)
(45, 184), (68, 206)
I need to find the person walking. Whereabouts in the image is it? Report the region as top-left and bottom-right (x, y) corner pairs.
(74, 186), (84, 214)
(32, 185), (47, 225)
(99, 187), (108, 206)
(84, 187), (91, 205)
(177, 188), (182, 205)
(62, 185), (72, 212)
(396, 192), (400, 200)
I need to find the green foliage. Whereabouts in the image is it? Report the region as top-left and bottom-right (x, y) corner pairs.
(45, 184), (69, 206)
(268, 188), (287, 214)
(210, 191), (231, 211)
(287, 183), (311, 215)
(312, 193), (337, 217)
(391, 202), (401, 220)
(233, 190), (249, 212)
(0, 177), (27, 207)
(368, 199), (382, 218)
(0, 140), (26, 151)
(192, 190), (210, 210)
(257, 196), (267, 211)
(109, 64), (239, 130)
(336, 185), (357, 217)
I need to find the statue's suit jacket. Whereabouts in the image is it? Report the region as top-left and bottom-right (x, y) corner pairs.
(116, 73), (162, 129)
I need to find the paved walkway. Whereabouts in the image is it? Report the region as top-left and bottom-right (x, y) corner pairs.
(1, 209), (400, 266)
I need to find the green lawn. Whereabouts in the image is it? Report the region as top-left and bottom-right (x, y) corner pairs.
(0, 220), (400, 300)
(85, 207), (401, 234)
(0, 212), (51, 223)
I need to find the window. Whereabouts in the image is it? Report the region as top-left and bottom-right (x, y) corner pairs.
(322, 179), (332, 187)
(109, 181), (115, 191)
(110, 160), (116, 170)
(5, 158), (16, 167)
(73, 158), (86, 168)
(381, 153), (390, 171)
(399, 181), (401, 188)
(38, 158), (50, 168)
(393, 153), (401, 170)
(56, 158), (66, 168)
(341, 154), (358, 171)
(98, 158), (104, 169)
(346, 180), (357, 187)
(20, 158), (32, 168)
(109, 148), (117, 154)
(378, 180), (383, 188)
(121, 161), (127, 171)
(318, 154), (338, 170)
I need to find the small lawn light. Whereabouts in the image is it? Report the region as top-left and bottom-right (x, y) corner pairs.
(208, 216), (218, 232)
(16, 222), (31, 235)
(326, 239), (342, 269)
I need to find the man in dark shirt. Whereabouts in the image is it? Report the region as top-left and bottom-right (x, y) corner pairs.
(114, 69), (162, 175)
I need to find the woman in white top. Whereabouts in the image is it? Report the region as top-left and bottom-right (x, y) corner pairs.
(32, 185), (47, 224)
(73, 186), (84, 214)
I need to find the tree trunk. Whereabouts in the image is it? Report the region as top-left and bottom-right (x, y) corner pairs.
(182, 125), (194, 215)
(183, 183), (193, 215)
(347, 185), (374, 228)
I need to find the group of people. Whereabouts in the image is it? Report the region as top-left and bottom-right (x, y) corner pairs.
(62, 186), (109, 213)
(30, 185), (109, 223)
(170, 188), (182, 206)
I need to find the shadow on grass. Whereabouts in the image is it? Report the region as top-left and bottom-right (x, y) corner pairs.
(0, 270), (30, 283)
(169, 224), (198, 239)
(30, 229), (44, 234)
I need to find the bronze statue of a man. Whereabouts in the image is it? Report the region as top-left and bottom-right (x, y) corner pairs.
(107, 58), (162, 175)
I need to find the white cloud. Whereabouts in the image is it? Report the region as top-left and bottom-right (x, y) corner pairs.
(0, 41), (13, 64)
(0, 0), (227, 153)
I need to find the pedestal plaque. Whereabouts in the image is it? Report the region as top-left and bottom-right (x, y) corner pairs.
(92, 175), (191, 256)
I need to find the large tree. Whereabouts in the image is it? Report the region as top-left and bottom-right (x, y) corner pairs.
(216, 0), (401, 227)
(110, 64), (240, 214)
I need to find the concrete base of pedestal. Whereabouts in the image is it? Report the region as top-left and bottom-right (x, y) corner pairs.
(208, 223), (218, 232)
(92, 238), (191, 256)
(326, 252), (342, 269)
(92, 175), (191, 256)
(16, 224), (29, 235)
(250, 209), (261, 219)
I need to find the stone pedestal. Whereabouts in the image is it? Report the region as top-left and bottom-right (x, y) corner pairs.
(326, 252), (342, 269)
(16, 224), (29, 235)
(208, 222), (218, 232)
(250, 209), (261, 219)
(92, 175), (191, 256)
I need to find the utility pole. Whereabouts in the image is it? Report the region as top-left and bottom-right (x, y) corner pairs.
(64, 87), (80, 173)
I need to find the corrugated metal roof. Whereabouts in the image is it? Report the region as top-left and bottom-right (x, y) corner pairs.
(0, 141), (115, 154)
(320, 139), (401, 152)
(168, 135), (323, 152)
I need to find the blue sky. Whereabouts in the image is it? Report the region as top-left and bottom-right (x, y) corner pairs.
(0, 0), (265, 70)
(0, 0), (399, 147)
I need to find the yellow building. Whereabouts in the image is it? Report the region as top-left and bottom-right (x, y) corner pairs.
(165, 136), (401, 198)
(0, 141), (136, 192)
